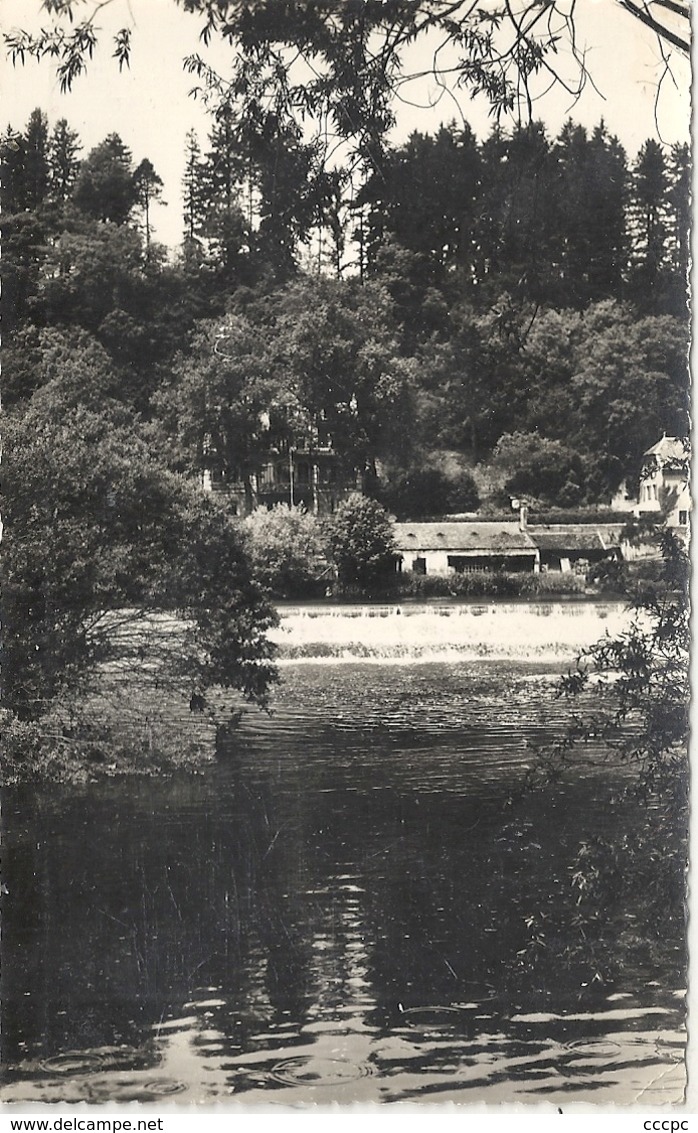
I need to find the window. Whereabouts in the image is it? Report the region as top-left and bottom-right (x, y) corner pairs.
(448, 555), (486, 573)
(679, 510), (688, 526)
(295, 461), (310, 485)
(412, 557), (427, 575)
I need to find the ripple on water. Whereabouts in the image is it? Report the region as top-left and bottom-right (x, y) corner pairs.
(40, 1052), (105, 1075)
(270, 1056), (375, 1087)
(398, 1005), (477, 1039)
(80, 1076), (188, 1104)
(564, 1039), (622, 1058)
(132, 1077), (187, 1096)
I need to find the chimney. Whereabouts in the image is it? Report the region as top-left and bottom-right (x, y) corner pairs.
(519, 503), (528, 531)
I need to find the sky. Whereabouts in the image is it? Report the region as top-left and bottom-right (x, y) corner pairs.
(0, 0), (691, 249)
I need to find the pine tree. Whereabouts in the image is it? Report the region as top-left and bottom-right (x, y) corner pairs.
(360, 122), (482, 280)
(0, 127), (26, 213)
(182, 129), (206, 244)
(72, 133), (137, 224)
(476, 122), (560, 305)
(199, 108), (251, 283)
(310, 168), (348, 279)
(251, 115), (316, 277)
(665, 142), (690, 314)
(554, 120), (627, 306)
(23, 108), (50, 210)
(587, 124), (628, 302)
(133, 157), (165, 256)
(48, 118), (82, 203)
(628, 139), (670, 309)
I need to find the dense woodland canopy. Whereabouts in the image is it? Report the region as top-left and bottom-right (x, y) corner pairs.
(3, 107), (690, 508)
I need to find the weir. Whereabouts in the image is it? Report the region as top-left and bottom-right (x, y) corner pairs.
(271, 600), (635, 662)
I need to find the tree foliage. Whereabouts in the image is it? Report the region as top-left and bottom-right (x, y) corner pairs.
(243, 505), (328, 598)
(6, 3), (688, 140)
(1, 99), (690, 775)
(493, 431), (585, 507)
(72, 133), (138, 224)
(3, 400), (278, 721)
(326, 493), (397, 591)
(515, 533), (689, 984)
(274, 277), (417, 472)
(378, 461), (480, 518)
(554, 534), (688, 796)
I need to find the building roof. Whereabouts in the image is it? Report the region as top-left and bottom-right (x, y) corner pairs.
(530, 525), (623, 553)
(393, 521), (537, 553)
(643, 436), (689, 464)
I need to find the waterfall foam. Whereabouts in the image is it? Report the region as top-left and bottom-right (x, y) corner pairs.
(271, 601), (635, 663)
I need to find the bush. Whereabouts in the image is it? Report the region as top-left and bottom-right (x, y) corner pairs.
(1, 692), (216, 786)
(529, 508), (630, 524)
(394, 570), (586, 599)
(494, 431), (585, 507)
(532, 572), (586, 595)
(244, 504), (329, 598)
(445, 468), (481, 512)
(326, 493), (397, 592)
(518, 534), (689, 988)
(586, 557), (626, 592)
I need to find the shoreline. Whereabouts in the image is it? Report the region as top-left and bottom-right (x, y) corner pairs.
(274, 591), (626, 608)
(4, 599), (632, 788)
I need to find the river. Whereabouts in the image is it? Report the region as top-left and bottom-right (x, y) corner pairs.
(1, 602), (687, 1106)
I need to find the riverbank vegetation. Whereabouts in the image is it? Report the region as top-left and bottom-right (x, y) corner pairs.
(3, 397), (279, 784)
(510, 533), (689, 992)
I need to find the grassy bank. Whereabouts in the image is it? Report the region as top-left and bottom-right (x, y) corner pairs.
(1, 676), (234, 787)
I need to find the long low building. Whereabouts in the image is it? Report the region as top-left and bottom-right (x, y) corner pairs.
(394, 521), (540, 574)
(531, 525), (623, 572)
(393, 520), (627, 575)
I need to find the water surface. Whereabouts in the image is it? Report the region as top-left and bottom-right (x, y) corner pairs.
(2, 606), (686, 1106)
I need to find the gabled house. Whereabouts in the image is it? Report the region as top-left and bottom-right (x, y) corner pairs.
(394, 521), (540, 575)
(635, 435), (690, 541)
(203, 440), (361, 516)
(636, 436), (689, 513)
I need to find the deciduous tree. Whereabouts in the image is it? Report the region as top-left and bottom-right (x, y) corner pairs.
(326, 493), (396, 592)
(3, 400), (277, 721)
(493, 430), (585, 507)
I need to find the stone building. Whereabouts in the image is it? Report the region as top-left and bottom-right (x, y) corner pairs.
(394, 521), (540, 575)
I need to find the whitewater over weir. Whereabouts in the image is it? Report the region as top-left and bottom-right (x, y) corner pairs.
(270, 600), (635, 663)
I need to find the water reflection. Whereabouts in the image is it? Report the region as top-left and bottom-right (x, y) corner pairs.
(2, 660), (686, 1105)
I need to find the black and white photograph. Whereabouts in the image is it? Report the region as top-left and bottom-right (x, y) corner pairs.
(0, 0), (691, 1114)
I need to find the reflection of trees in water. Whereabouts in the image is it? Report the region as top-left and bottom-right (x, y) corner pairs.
(3, 771), (313, 1060)
(358, 778), (684, 1019)
(3, 686), (687, 1068)
(359, 793), (530, 1011)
